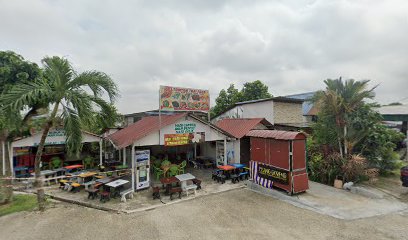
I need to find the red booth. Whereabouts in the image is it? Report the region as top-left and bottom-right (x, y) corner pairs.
(247, 130), (309, 195)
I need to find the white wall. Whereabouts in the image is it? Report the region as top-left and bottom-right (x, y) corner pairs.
(214, 101), (275, 124)
(133, 116), (228, 147)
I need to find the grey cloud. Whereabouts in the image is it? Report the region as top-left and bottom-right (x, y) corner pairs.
(0, 0), (407, 113)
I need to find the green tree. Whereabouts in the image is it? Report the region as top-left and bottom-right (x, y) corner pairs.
(0, 51), (40, 204)
(211, 80), (272, 117)
(313, 78), (375, 157)
(1, 56), (119, 211)
(240, 80), (272, 102)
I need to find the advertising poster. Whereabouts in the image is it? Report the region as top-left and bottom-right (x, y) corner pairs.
(159, 85), (210, 112)
(164, 132), (205, 146)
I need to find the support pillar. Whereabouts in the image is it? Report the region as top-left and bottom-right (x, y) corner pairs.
(131, 144), (135, 192)
(224, 138), (227, 165)
(99, 139), (103, 166)
(123, 147), (127, 165)
(9, 142), (13, 177)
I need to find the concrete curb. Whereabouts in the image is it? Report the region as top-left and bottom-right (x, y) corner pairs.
(124, 184), (246, 214)
(45, 194), (121, 213)
(40, 184), (246, 214)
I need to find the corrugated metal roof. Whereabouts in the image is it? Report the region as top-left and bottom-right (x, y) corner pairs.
(376, 104), (408, 115)
(108, 113), (187, 149)
(246, 130), (306, 140)
(283, 92), (317, 115)
(215, 118), (271, 139)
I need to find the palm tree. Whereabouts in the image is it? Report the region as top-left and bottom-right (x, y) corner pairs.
(1, 56), (119, 211)
(314, 78), (375, 157)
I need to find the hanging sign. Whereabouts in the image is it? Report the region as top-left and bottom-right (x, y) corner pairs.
(257, 163), (289, 185)
(160, 86), (210, 112)
(164, 132), (205, 146)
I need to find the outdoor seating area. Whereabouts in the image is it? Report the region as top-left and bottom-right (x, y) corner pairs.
(213, 163), (250, 184)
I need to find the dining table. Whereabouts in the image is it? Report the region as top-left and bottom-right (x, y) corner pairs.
(217, 165), (236, 179)
(175, 173), (196, 189)
(105, 179), (129, 198)
(160, 176), (180, 195)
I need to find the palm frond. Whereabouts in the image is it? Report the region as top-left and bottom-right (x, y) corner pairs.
(42, 56), (73, 88)
(61, 106), (83, 156)
(0, 80), (52, 111)
(68, 71), (119, 102)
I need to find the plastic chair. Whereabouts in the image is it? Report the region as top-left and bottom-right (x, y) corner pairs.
(51, 157), (62, 169)
(83, 157), (94, 169)
(168, 165), (179, 177)
(178, 160), (187, 174)
(153, 165), (164, 180)
(161, 160), (171, 167)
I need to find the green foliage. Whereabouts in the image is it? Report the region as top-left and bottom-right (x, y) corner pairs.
(211, 80), (272, 117)
(240, 80), (272, 102)
(1, 56), (120, 156)
(0, 194), (38, 217)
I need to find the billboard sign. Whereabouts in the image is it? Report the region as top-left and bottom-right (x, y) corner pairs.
(164, 132), (205, 146)
(159, 86), (210, 112)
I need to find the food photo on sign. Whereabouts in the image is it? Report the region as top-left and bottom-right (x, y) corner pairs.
(159, 86), (210, 112)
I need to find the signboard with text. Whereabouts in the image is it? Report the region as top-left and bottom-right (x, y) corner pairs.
(257, 163), (289, 185)
(164, 132), (205, 146)
(160, 86), (210, 112)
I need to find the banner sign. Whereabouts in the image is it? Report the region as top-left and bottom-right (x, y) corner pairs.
(175, 123), (196, 133)
(257, 163), (289, 185)
(164, 132), (205, 146)
(160, 86), (210, 112)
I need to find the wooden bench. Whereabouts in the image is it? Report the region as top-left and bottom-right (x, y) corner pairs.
(100, 191), (110, 203)
(120, 189), (133, 202)
(239, 171), (249, 180)
(152, 186), (161, 200)
(192, 179), (202, 190)
(231, 174), (240, 184)
(71, 183), (81, 193)
(169, 187), (182, 200)
(85, 188), (99, 200)
(216, 173), (226, 184)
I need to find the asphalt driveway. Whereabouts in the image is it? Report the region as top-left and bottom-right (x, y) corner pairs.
(1, 188), (407, 240)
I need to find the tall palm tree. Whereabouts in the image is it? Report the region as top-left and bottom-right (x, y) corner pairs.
(1, 56), (119, 211)
(314, 78), (375, 157)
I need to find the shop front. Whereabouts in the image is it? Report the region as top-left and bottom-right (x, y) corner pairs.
(108, 113), (234, 191)
(9, 129), (104, 177)
(247, 130), (309, 195)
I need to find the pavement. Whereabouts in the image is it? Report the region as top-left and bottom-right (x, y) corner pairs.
(40, 167), (246, 213)
(1, 188), (408, 240)
(247, 180), (408, 220)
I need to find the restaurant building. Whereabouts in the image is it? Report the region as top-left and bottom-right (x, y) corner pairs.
(8, 129), (104, 177)
(107, 113), (235, 191)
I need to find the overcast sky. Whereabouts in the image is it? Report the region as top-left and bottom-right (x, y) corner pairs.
(1, 0), (407, 114)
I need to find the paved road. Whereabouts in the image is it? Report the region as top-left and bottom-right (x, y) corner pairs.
(1, 188), (407, 240)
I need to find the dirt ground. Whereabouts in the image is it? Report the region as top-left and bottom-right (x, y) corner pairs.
(1, 188), (408, 240)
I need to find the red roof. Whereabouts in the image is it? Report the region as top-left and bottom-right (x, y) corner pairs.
(246, 130), (306, 140)
(108, 113), (187, 149)
(215, 118), (271, 139)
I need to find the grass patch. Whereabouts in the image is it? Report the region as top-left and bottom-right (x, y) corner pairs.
(0, 194), (37, 217)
